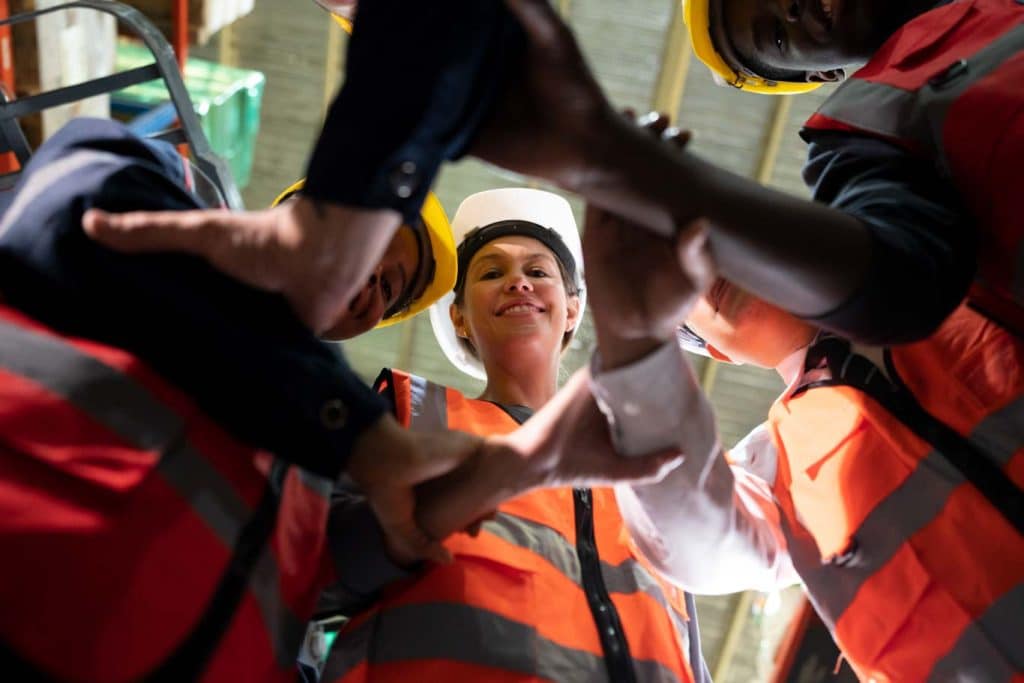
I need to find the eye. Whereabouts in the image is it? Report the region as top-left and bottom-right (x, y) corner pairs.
(529, 267), (549, 278)
(479, 269), (501, 280)
(774, 18), (787, 55)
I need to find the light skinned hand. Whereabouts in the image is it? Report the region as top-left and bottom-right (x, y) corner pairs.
(82, 197), (401, 335)
(414, 370), (684, 541)
(346, 414), (486, 565)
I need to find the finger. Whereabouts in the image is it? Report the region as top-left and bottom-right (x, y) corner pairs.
(504, 0), (567, 51)
(372, 487), (454, 565)
(662, 127), (693, 149)
(676, 219), (716, 291)
(637, 111), (670, 136)
(82, 207), (239, 259)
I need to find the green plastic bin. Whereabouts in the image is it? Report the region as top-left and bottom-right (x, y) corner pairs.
(114, 40), (265, 188)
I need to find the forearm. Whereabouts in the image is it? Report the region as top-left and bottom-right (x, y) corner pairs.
(619, 455), (796, 595)
(573, 114), (872, 318)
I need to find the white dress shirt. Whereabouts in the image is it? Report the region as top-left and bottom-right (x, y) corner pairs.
(591, 341), (801, 594)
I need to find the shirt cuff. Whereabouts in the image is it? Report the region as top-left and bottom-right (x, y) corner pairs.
(590, 340), (713, 457)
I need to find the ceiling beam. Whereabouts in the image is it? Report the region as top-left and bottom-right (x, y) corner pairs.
(650, 0), (691, 120)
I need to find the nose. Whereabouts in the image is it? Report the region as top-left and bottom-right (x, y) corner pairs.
(505, 273), (533, 292)
(785, 0), (800, 22)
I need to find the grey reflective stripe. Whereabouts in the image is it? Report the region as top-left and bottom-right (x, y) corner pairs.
(779, 393), (1024, 663)
(813, 23), (1024, 176)
(323, 602), (682, 683)
(0, 149), (123, 238)
(485, 513), (692, 657)
(407, 373), (449, 431)
(781, 445), (967, 631)
(970, 395), (1024, 467)
(928, 583), (1024, 681)
(0, 319), (305, 667)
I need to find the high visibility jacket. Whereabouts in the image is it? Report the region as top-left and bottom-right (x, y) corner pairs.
(0, 303), (334, 682)
(803, 0), (1024, 337)
(767, 305), (1024, 681)
(323, 369), (701, 683)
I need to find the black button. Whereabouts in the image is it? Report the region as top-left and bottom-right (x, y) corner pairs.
(320, 399), (348, 430)
(822, 538), (860, 567)
(389, 161), (420, 199)
(928, 59), (968, 89)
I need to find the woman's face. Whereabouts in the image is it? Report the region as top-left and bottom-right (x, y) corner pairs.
(451, 235), (580, 367)
(687, 278), (816, 368)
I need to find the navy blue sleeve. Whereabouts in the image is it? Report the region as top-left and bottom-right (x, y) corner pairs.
(800, 130), (975, 344)
(0, 118), (386, 480)
(303, 0), (523, 223)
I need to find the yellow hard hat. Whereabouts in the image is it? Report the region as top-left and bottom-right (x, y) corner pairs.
(331, 12), (352, 34)
(272, 179), (458, 329)
(682, 0), (821, 95)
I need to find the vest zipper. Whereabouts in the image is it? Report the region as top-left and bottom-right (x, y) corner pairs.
(573, 487), (637, 682)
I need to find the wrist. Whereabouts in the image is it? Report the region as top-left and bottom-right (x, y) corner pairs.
(346, 413), (411, 490)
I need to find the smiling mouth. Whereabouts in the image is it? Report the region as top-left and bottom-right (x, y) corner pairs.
(497, 303), (544, 316)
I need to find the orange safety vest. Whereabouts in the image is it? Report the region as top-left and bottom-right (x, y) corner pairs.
(0, 303), (334, 682)
(803, 0), (1024, 337)
(323, 369), (700, 683)
(767, 306), (1024, 681)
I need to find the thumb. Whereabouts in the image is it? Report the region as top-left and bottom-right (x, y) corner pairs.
(676, 219), (715, 288)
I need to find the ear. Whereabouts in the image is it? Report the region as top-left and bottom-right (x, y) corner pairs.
(564, 294), (581, 333)
(449, 303), (469, 339)
(806, 68), (846, 83)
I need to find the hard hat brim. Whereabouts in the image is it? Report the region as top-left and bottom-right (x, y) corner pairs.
(271, 180), (456, 330)
(682, 0), (822, 95)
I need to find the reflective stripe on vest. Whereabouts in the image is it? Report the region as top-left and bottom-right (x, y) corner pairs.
(335, 370), (697, 682)
(929, 583), (1024, 681)
(0, 313), (307, 675)
(324, 602), (680, 683)
(772, 311), (1024, 680)
(810, 22), (1024, 176)
(802, 0), (1024, 332)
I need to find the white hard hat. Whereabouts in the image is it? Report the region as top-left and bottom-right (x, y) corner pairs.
(429, 188), (586, 379)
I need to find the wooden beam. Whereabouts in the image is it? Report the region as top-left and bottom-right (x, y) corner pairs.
(650, 0), (691, 120)
(755, 95), (792, 185)
(322, 17), (345, 122)
(218, 23), (239, 68)
(713, 591), (755, 681)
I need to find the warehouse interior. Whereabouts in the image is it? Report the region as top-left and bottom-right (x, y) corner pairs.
(3, 0), (857, 680)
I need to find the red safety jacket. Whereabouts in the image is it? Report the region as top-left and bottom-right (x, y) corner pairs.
(323, 369), (698, 683)
(803, 0), (1024, 337)
(0, 303), (334, 682)
(767, 306), (1024, 681)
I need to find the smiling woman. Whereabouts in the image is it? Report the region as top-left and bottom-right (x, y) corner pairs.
(316, 188), (708, 683)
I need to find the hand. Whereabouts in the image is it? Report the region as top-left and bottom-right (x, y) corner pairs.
(346, 414), (485, 565)
(584, 205), (715, 368)
(82, 197), (401, 335)
(414, 370), (683, 540)
(471, 0), (618, 189)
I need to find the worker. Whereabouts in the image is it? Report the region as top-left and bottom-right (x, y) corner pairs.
(579, 202), (1024, 681)
(316, 187), (709, 683)
(89, 0), (1008, 349)
(269, 178), (457, 339)
(0, 117), (485, 681)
